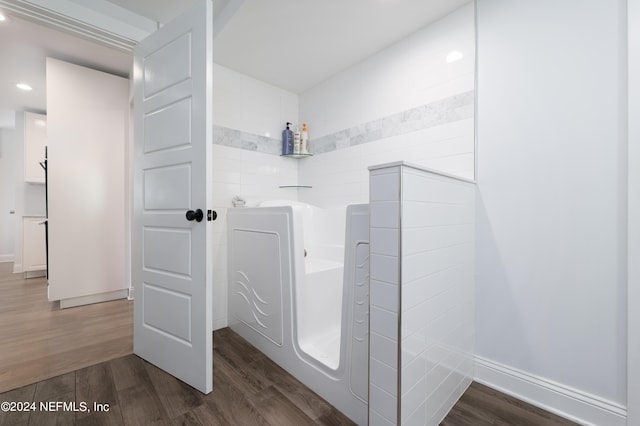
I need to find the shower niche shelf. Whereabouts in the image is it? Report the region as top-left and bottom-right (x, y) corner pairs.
(281, 153), (313, 159)
(279, 185), (312, 189)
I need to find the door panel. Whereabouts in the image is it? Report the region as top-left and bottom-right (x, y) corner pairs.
(133, 0), (213, 394)
(143, 228), (192, 276)
(144, 99), (192, 153)
(143, 33), (192, 97)
(143, 165), (192, 209)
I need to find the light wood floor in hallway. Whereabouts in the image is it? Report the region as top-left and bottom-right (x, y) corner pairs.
(0, 262), (133, 393)
(0, 262), (577, 425)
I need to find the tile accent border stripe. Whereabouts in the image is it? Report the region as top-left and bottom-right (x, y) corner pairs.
(311, 90), (474, 155)
(212, 90), (474, 156)
(213, 125), (282, 155)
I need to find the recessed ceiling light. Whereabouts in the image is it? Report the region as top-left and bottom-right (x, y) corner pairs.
(0, 13), (6, 22)
(446, 50), (464, 64)
(16, 83), (33, 91)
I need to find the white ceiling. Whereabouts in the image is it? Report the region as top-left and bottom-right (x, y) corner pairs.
(105, 0), (197, 27)
(0, 12), (131, 114)
(212, 0), (473, 93)
(0, 0), (471, 116)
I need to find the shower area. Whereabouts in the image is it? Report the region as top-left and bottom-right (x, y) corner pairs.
(227, 201), (370, 422)
(211, 2), (477, 424)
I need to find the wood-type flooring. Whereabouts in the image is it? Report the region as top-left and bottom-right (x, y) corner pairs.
(0, 263), (132, 394)
(0, 263), (577, 425)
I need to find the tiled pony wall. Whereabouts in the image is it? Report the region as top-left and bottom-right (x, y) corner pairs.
(210, 3), (475, 330)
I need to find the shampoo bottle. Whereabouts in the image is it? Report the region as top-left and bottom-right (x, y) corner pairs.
(293, 125), (301, 154)
(301, 123), (309, 154)
(282, 122), (293, 155)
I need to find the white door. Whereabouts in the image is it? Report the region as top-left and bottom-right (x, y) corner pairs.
(133, 0), (213, 393)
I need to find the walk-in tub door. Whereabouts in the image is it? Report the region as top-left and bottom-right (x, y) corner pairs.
(133, 0), (214, 394)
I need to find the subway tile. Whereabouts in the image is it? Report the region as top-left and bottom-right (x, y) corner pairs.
(370, 331), (398, 369)
(369, 406), (396, 426)
(370, 172), (400, 201)
(371, 280), (398, 312)
(371, 228), (400, 257)
(370, 202), (400, 229)
(402, 267), (458, 311)
(401, 375), (428, 423)
(402, 245), (467, 284)
(401, 332), (428, 368)
(370, 384), (398, 424)
(370, 306), (398, 341)
(402, 225), (473, 256)
(370, 358), (398, 396)
(402, 401), (427, 426)
(401, 353), (428, 395)
(371, 254), (399, 285)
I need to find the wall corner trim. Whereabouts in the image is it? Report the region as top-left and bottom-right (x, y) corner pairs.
(474, 356), (626, 426)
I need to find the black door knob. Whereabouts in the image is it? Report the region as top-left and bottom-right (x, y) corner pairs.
(186, 209), (203, 222)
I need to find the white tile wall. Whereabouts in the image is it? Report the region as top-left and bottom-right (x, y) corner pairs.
(369, 163), (475, 426)
(210, 64), (300, 329)
(213, 63), (298, 138)
(298, 119), (474, 208)
(298, 3), (475, 210)
(369, 166), (401, 425)
(300, 4), (475, 139)
(400, 166), (475, 426)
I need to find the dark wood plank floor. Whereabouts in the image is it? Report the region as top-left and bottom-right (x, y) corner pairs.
(443, 382), (577, 426)
(0, 327), (577, 426)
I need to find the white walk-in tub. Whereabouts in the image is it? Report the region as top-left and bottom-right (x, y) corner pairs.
(227, 201), (369, 424)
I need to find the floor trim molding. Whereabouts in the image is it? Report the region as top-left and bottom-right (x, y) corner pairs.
(474, 356), (626, 426)
(59, 289), (129, 309)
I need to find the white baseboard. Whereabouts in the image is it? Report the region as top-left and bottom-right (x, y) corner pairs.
(0, 254), (14, 263)
(13, 263), (23, 273)
(474, 356), (626, 426)
(213, 317), (227, 331)
(59, 289), (129, 309)
(24, 270), (46, 278)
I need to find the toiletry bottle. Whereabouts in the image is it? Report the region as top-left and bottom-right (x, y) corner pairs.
(301, 123), (309, 154)
(282, 122), (293, 155)
(293, 125), (301, 154)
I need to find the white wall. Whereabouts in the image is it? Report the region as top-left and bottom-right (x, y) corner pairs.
(298, 4), (475, 208)
(0, 127), (17, 262)
(210, 63), (299, 329)
(476, 1), (627, 424)
(47, 58), (128, 305)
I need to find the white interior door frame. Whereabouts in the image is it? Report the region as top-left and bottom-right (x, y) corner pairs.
(628, 0), (640, 424)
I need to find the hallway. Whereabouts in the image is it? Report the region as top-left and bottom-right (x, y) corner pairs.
(0, 263), (133, 393)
